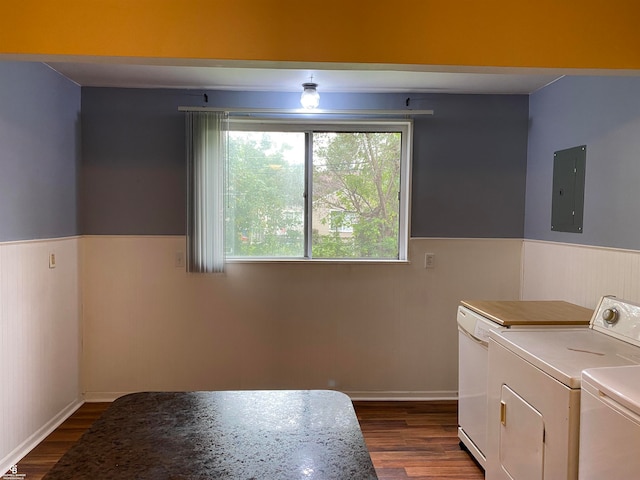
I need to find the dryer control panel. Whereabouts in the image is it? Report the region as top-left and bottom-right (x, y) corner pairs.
(591, 296), (640, 347)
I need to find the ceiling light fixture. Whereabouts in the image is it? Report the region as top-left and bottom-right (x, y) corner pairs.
(300, 76), (320, 110)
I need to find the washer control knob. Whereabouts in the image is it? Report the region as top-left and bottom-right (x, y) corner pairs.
(603, 308), (619, 324)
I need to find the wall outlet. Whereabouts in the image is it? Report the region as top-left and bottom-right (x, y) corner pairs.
(175, 251), (185, 268)
(49, 253), (56, 269)
(425, 253), (435, 269)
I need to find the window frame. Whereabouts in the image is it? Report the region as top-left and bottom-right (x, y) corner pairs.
(226, 118), (412, 262)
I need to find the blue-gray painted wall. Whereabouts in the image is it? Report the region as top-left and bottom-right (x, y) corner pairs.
(0, 62), (80, 241)
(525, 76), (640, 250)
(9, 62), (639, 249)
(80, 88), (186, 235)
(80, 88), (529, 238)
(411, 95), (528, 238)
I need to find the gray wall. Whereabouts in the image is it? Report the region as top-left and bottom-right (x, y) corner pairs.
(0, 62), (80, 241)
(80, 88), (530, 238)
(525, 76), (640, 250)
(411, 94), (528, 237)
(80, 88), (186, 235)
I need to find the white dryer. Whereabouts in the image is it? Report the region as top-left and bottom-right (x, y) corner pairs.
(579, 365), (640, 479)
(457, 301), (591, 469)
(485, 296), (640, 480)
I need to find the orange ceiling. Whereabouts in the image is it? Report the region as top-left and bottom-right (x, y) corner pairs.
(1, 0), (639, 70)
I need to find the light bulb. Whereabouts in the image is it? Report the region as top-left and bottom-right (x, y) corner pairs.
(300, 82), (320, 109)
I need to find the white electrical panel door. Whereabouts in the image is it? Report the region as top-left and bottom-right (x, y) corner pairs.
(499, 385), (545, 480)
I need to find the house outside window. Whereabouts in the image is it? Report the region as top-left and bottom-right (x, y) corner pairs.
(329, 211), (357, 234)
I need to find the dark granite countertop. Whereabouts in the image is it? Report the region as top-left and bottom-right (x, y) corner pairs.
(44, 390), (377, 479)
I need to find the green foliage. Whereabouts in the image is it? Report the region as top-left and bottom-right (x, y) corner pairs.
(312, 132), (401, 259)
(311, 229), (355, 258)
(226, 132), (304, 257)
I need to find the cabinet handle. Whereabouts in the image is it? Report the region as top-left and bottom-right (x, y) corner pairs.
(500, 401), (506, 425)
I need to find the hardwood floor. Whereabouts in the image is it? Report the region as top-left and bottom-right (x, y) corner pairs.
(13, 403), (111, 479)
(354, 401), (484, 479)
(14, 400), (483, 479)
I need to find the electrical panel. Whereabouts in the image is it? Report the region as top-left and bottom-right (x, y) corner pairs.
(551, 145), (586, 233)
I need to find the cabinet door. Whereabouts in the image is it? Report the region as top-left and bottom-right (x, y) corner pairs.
(499, 385), (545, 480)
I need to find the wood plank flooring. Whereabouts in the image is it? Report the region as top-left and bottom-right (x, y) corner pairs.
(354, 401), (484, 479)
(12, 402), (111, 480)
(13, 400), (483, 480)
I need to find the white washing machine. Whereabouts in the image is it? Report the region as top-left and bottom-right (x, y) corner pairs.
(485, 296), (640, 480)
(579, 364), (640, 479)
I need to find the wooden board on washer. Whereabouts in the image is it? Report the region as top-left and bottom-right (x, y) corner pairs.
(460, 300), (593, 326)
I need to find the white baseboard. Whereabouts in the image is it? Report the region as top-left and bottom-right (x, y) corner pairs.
(83, 392), (131, 403)
(84, 390), (459, 403)
(345, 390), (458, 401)
(0, 398), (83, 476)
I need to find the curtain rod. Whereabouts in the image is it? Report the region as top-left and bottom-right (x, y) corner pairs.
(177, 106), (434, 116)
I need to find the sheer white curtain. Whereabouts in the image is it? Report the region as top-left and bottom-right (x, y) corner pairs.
(186, 111), (227, 273)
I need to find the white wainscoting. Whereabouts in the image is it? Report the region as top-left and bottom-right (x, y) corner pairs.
(0, 237), (82, 476)
(81, 236), (523, 401)
(522, 240), (640, 308)
(8, 236), (639, 473)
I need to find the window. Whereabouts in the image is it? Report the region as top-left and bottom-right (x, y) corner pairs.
(329, 211), (357, 234)
(225, 120), (411, 261)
